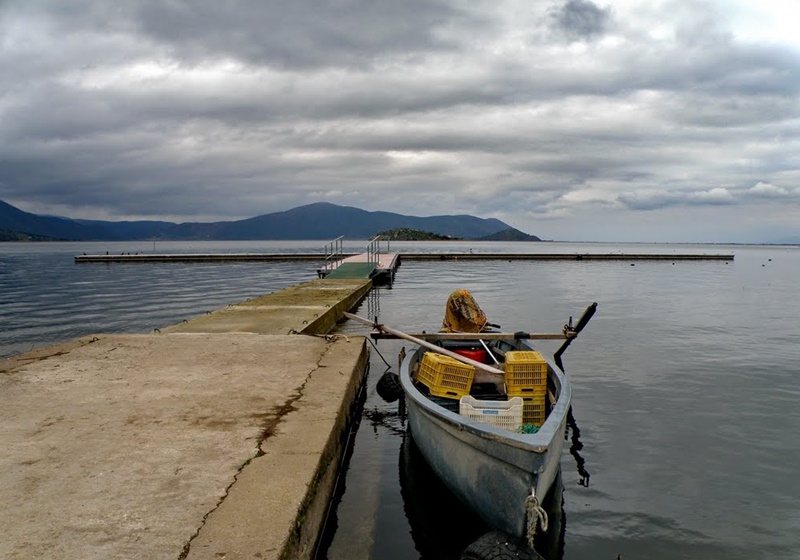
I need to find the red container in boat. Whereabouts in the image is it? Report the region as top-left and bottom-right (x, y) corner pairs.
(453, 348), (488, 364)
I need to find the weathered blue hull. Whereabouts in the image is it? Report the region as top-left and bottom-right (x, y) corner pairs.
(399, 341), (571, 538)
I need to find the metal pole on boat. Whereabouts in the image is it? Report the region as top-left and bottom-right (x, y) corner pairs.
(478, 339), (501, 365)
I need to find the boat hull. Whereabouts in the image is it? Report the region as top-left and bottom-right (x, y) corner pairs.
(400, 341), (570, 538)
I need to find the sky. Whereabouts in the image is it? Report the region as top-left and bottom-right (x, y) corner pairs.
(1, 0), (799, 243)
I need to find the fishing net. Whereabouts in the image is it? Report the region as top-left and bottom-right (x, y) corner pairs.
(441, 289), (489, 333)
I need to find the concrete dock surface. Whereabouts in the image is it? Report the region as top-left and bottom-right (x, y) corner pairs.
(0, 278), (372, 560)
(162, 278), (371, 336)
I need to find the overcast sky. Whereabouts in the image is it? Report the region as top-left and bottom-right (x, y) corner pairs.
(1, 0), (799, 242)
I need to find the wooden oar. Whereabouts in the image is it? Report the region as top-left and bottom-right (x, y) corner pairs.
(369, 331), (570, 341)
(342, 312), (504, 376)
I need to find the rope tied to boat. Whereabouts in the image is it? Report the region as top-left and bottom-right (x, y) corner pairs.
(525, 487), (548, 549)
(366, 336), (392, 368)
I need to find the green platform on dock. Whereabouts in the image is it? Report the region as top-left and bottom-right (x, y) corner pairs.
(325, 261), (377, 279)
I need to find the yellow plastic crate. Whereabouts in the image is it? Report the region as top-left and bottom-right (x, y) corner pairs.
(505, 383), (547, 398)
(416, 352), (474, 399)
(506, 388), (547, 427)
(504, 351), (548, 392)
(459, 396), (523, 432)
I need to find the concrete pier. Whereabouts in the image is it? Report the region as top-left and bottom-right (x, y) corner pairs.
(74, 253), (357, 263)
(161, 278), (372, 336)
(398, 252), (734, 261)
(75, 251), (734, 263)
(0, 277), (372, 560)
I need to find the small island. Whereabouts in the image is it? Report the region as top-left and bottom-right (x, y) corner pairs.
(476, 228), (541, 242)
(375, 228), (462, 241)
(374, 227), (541, 242)
(0, 229), (61, 242)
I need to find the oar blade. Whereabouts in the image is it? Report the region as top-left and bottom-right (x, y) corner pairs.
(554, 302), (598, 372)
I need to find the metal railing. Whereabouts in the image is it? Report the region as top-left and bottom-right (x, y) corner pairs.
(321, 236), (344, 275)
(366, 235), (382, 265)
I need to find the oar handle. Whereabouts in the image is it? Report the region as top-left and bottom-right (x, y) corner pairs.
(369, 331), (568, 341)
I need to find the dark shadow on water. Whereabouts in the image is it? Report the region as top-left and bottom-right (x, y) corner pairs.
(566, 406), (591, 488)
(399, 431), (490, 559)
(313, 363), (371, 560)
(533, 469), (566, 560)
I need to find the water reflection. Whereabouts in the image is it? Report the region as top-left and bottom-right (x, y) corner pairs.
(365, 283), (382, 321)
(399, 431), (490, 559)
(313, 363), (371, 560)
(362, 399), (405, 437)
(566, 408), (591, 488)
(532, 470), (566, 560)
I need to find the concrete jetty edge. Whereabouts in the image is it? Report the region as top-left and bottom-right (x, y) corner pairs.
(161, 278), (372, 336)
(0, 277), (374, 560)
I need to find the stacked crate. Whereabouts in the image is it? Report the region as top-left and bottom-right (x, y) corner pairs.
(416, 352), (474, 399)
(504, 351), (548, 427)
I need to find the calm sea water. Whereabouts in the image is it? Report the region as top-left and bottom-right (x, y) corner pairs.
(2, 240), (799, 559)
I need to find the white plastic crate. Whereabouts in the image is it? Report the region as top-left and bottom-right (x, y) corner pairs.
(459, 396), (524, 432)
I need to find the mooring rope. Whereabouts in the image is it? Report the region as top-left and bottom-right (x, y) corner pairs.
(304, 333), (351, 342)
(324, 333), (351, 343)
(525, 487), (548, 549)
(366, 336), (392, 367)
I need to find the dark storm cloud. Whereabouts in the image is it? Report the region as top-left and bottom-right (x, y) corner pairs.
(1, 0), (800, 242)
(31, 0), (481, 70)
(618, 188), (736, 211)
(626, 42), (800, 100)
(549, 0), (612, 41)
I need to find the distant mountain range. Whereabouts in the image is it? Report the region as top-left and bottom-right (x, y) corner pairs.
(0, 200), (541, 241)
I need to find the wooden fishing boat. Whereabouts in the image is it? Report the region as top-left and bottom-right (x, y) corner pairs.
(345, 299), (596, 551)
(399, 336), (568, 539)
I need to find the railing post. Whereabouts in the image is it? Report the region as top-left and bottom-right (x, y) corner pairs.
(321, 236), (345, 275)
(366, 235), (380, 264)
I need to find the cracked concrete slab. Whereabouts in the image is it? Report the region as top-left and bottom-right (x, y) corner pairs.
(0, 332), (368, 560)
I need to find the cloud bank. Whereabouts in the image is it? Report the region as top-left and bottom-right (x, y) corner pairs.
(1, 0), (799, 242)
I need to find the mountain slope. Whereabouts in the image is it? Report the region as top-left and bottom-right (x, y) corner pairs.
(0, 200), (115, 240)
(1, 200), (532, 241)
(74, 219), (177, 239)
(181, 202), (513, 240)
